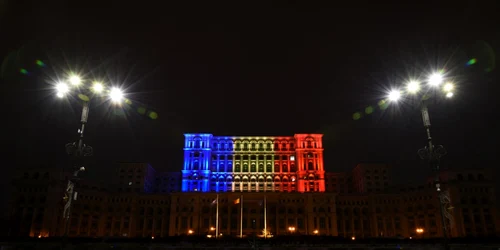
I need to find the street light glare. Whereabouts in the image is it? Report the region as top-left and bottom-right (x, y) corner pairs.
(443, 82), (454, 92)
(110, 87), (124, 103)
(406, 81), (420, 93)
(388, 90), (401, 101)
(92, 82), (104, 93)
(69, 75), (81, 86)
(428, 73), (443, 86)
(446, 92), (454, 98)
(56, 82), (69, 97)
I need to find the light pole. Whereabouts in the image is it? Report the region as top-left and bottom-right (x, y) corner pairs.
(54, 75), (124, 238)
(387, 72), (455, 250)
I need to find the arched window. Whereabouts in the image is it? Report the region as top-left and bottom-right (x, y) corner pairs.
(243, 164), (249, 172)
(308, 161), (314, 170)
(282, 164), (288, 172)
(250, 164), (256, 172)
(235, 164), (241, 172)
(290, 164), (296, 172)
(218, 163), (225, 172)
(274, 164), (280, 172)
(194, 137), (202, 148)
(266, 164), (272, 172)
(258, 164), (264, 172)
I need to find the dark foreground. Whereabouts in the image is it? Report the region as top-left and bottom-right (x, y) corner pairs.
(1, 236), (500, 250)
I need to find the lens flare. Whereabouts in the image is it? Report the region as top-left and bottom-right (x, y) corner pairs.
(110, 87), (124, 103)
(92, 82), (104, 93)
(406, 81), (420, 94)
(443, 82), (454, 92)
(428, 73), (443, 86)
(388, 90), (401, 102)
(69, 75), (81, 86)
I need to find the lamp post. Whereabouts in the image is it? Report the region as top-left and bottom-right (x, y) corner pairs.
(387, 72), (454, 250)
(55, 75), (124, 238)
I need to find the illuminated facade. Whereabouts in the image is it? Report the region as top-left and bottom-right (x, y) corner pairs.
(182, 134), (325, 193)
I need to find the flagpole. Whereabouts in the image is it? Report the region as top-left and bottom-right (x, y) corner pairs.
(264, 195), (267, 239)
(240, 194), (243, 238)
(216, 194), (219, 238)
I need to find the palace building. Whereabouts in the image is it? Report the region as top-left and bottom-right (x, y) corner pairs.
(7, 134), (500, 239)
(182, 134), (325, 193)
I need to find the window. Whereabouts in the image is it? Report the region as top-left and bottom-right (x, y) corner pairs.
(250, 164), (256, 172)
(308, 161), (314, 170)
(290, 155), (295, 161)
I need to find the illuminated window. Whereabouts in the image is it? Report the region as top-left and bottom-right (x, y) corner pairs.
(290, 155), (295, 161)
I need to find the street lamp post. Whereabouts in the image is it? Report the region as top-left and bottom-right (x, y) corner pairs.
(54, 75), (124, 238)
(387, 72), (455, 250)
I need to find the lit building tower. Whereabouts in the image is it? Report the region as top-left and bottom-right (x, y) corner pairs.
(182, 134), (213, 192)
(295, 134), (325, 192)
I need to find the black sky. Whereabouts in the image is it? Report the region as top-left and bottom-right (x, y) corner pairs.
(1, 0), (499, 193)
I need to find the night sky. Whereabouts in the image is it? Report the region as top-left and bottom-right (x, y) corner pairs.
(1, 0), (499, 206)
